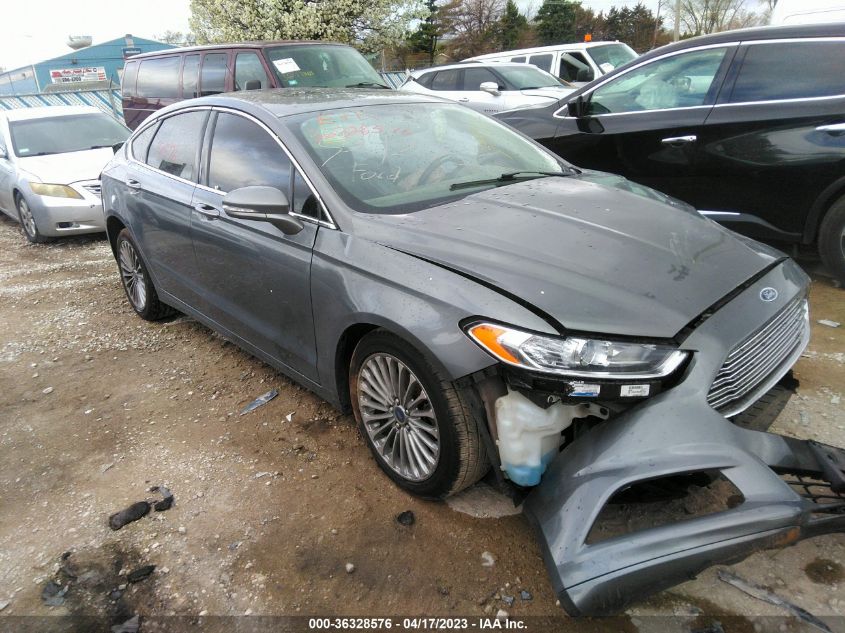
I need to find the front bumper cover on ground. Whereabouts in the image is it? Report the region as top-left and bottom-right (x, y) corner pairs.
(522, 259), (845, 616)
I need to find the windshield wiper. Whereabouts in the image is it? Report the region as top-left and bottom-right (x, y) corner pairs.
(449, 170), (573, 191)
(346, 82), (391, 89)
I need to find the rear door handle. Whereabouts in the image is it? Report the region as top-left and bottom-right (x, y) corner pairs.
(457, 97), (470, 102)
(816, 123), (845, 135)
(126, 178), (141, 189)
(661, 135), (697, 146)
(193, 203), (220, 219)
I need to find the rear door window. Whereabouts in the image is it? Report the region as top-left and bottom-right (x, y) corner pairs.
(729, 41), (845, 103)
(529, 53), (553, 73)
(510, 56), (526, 63)
(235, 52), (270, 90)
(462, 67), (500, 90)
(181, 54), (200, 98)
(137, 57), (181, 99)
(200, 53), (228, 96)
(146, 110), (207, 181)
(131, 123), (158, 162)
(431, 70), (461, 91)
(207, 113), (291, 194)
(122, 61), (139, 97)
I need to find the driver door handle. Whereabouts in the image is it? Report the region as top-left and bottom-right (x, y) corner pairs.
(126, 178), (141, 189)
(661, 135), (697, 146)
(193, 203), (220, 219)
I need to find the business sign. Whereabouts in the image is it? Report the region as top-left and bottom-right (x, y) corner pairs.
(123, 47), (142, 58)
(49, 66), (107, 84)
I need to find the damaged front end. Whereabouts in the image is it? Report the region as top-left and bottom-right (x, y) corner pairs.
(472, 259), (845, 616)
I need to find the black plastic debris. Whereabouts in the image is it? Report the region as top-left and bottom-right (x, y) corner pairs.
(150, 485), (174, 512)
(127, 565), (156, 584)
(109, 502), (151, 530)
(396, 510), (415, 526)
(111, 614), (140, 633)
(41, 580), (68, 607)
(239, 389), (279, 416)
(717, 570), (831, 633)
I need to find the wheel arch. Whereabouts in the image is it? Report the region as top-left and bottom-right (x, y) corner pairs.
(804, 174), (845, 244)
(105, 215), (127, 256)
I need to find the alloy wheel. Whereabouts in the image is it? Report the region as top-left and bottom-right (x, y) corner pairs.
(358, 353), (440, 481)
(18, 198), (37, 238)
(118, 240), (147, 311)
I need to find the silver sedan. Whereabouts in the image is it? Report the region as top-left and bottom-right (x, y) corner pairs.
(0, 105), (129, 243)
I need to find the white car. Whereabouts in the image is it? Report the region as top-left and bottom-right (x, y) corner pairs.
(399, 62), (576, 114)
(0, 105), (129, 243)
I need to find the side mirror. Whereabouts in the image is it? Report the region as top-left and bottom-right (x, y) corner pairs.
(0, 147), (7, 160)
(223, 186), (304, 235)
(112, 141), (125, 153)
(576, 67), (594, 83)
(245, 79), (262, 91)
(567, 95), (587, 118)
(479, 81), (501, 96)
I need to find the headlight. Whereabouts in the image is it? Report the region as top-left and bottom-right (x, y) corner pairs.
(466, 322), (688, 379)
(29, 183), (83, 199)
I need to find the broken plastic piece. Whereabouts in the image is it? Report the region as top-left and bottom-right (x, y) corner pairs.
(41, 581), (68, 607)
(239, 389), (279, 415)
(151, 485), (174, 511)
(127, 565), (156, 584)
(108, 501), (151, 530)
(717, 570), (831, 632)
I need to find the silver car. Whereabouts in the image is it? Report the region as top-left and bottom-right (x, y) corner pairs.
(0, 105), (129, 243)
(101, 90), (845, 617)
(399, 61), (575, 114)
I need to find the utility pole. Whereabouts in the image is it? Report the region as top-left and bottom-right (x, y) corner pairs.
(673, 0), (681, 41)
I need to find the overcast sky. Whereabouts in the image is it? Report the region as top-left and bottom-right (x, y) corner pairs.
(0, 0), (666, 71)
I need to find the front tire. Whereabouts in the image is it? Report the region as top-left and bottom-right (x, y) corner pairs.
(349, 330), (489, 498)
(16, 194), (49, 244)
(115, 229), (175, 321)
(819, 195), (845, 283)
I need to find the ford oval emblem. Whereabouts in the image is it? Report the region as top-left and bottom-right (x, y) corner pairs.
(760, 287), (778, 302)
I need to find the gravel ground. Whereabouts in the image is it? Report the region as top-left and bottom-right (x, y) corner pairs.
(0, 213), (843, 631)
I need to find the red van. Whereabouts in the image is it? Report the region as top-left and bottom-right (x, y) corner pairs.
(121, 41), (390, 129)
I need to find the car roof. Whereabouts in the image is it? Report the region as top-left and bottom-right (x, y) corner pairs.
(129, 40), (347, 60)
(154, 88), (446, 119)
(468, 41), (625, 59)
(1, 105), (102, 122)
(415, 61), (544, 75)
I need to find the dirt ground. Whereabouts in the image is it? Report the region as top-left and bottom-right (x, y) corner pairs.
(0, 213), (843, 631)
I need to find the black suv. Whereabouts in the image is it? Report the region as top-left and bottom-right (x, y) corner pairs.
(498, 24), (845, 281)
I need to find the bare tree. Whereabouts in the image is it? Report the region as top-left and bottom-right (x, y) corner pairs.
(441, 0), (505, 57)
(679, 0), (761, 34)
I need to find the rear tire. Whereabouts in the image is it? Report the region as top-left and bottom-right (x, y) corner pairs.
(818, 195), (845, 283)
(349, 329), (489, 499)
(115, 229), (175, 321)
(16, 194), (49, 244)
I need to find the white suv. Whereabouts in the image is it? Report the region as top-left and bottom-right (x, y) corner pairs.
(399, 62), (575, 114)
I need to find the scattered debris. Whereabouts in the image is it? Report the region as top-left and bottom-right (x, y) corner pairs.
(495, 609), (508, 620)
(832, 395), (841, 405)
(42, 387), (54, 395)
(127, 565), (156, 584)
(41, 581), (68, 607)
(481, 551), (496, 567)
(150, 485), (174, 512)
(501, 594), (515, 607)
(111, 614), (140, 633)
(345, 563), (355, 574)
(177, 526), (186, 535)
(717, 570), (831, 633)
(520, 590), (532, 601)
(396, 510), (415, 526)
(239, 389), (279, 416)
(818, 319), (840, 328)
(109, 501), (151, 530)
(0, 600), (8, 612)
(101, 463), (114, 473)
(286, 412), (294, 422)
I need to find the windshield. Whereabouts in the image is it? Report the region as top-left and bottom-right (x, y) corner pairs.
(587, 43), (638, 73)
(264, 45), (387, 88)
(10, 112), (129, 157)
(287, 102), (564, 214)
(496, 65), (569, 89)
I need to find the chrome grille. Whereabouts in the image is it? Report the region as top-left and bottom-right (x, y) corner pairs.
(708, 295), (809, 415)
(81, 182), (101, 198)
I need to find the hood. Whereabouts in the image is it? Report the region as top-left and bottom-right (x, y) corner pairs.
(361, 173), (780, 339)
(519, 87), (576, 100)
(17, 147), (115, 184)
